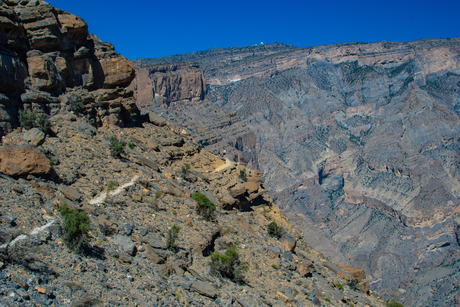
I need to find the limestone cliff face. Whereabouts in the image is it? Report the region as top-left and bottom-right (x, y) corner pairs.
(0, 0), (136, 136)
(133, 63), (206, 110)
(138, 39), (460, 306)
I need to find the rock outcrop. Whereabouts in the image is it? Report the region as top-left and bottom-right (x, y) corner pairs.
(133, 63), (206, 109)
(137, 38), (460, 306)
(0, 0), (136, 136)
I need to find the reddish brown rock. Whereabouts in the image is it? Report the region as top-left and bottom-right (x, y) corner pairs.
(337, 264), (366, 282)
(0, 145), (50, 176)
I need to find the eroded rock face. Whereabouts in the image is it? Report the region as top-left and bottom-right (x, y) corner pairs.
(133, 63), (206, 109)
(137, 38), (460, 306)
(0, 0), (136, 137)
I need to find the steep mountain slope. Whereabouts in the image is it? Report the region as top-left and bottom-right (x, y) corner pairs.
(0, 1), (387, 306)
(136, 39), (460, 306)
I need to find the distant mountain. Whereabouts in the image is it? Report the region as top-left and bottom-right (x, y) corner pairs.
(136, 37), (460, 306)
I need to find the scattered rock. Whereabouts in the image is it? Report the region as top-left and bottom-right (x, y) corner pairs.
(148, 112), (167, 127)
(59, 186), (82, 201)
(280, 233), (296, 252)
(114, 235), (136, 256)
(191, 281), (218, 298)
(22, 128), (45, 146)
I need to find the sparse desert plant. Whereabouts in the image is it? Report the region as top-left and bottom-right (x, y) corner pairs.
(155, 191), (165, 199)
(59, 203), (92, 254)
(181, 163), (191, 178)
(191, 192), (216, 221)
(67, 92), (85, 113)
(109, 136), (126, 158)
(347, 278), (359, 291)
(386, 299), (404, 307)
(238, 169), (247, 182)
(19, 110), (52, 134)
(267, 221), (282, 239)
(19, 109), (36, 130)
(167, 224), (180, 252)
(210, 244), (248, 283)
(128, 141), (136, 149)
(335, 282), (344, 291)
(107, 181), (118, 192)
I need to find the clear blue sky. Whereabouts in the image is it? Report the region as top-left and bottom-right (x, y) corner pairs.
(47, 0), (460, 60)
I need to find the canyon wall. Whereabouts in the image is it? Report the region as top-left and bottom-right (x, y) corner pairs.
(137, 39), (460, 306)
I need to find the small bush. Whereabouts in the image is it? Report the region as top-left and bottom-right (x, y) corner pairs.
(59, 203), (92, 254)
(268, 221), (282, 239)
(191, 193), (216, 221)
(19, 110), (36, 130)
(271, 264), (278, 270)
(347, 279), (359, 291)
(127, 141), (136, 149)
(109, 136), (126, 158)
(210, 244), (248, 283)
(155, 191), (165, 199)
(19, 110), (52, 134)
(238, 169), (247, 182)
(386, 299), (404, 307)
(181, 163), (191, 178)
(335, 282), (344, 291)
(67, 92), (85, 113)
(107, 181), (118, 192)
(167, 224), (180, 252)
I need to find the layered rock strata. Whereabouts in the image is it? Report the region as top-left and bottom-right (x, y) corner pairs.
(137, 39), (460, 306)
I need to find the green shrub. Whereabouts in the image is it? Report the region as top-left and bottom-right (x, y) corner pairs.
(67, 92), (85, 113)
(271, 264), (278, 270)
(238, 169), (247, 182)
(36, 114), (51, 134)
(347, 279), (359, 291)
(167, 224), (180, 252)
(107, 181), (118, 192)
(19, 110), (51, 134)
(109, 136), (126, 158)
(128, 141), (136, 149)
(267, 221), (282, 239)
(181, 163), (191, 178)
(335, 282), (344, 291)
(19, 109), (36, 130)
(191, 193), (216, 221)
(155, 191), (165, 199)
(386, 299), (404, 307)
(59, 203), (92, 254)
(210, 244), (248, 283)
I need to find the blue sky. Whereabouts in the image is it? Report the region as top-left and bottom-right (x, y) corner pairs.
(47, 0), (460, 60)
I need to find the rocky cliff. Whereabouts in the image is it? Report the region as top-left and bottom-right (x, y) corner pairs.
(0, 0), (137, 136)
(137, 39), (460, 306)
(133, 63), (207, 109)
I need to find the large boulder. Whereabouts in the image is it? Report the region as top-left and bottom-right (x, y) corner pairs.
(0, 145), (50, 176)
